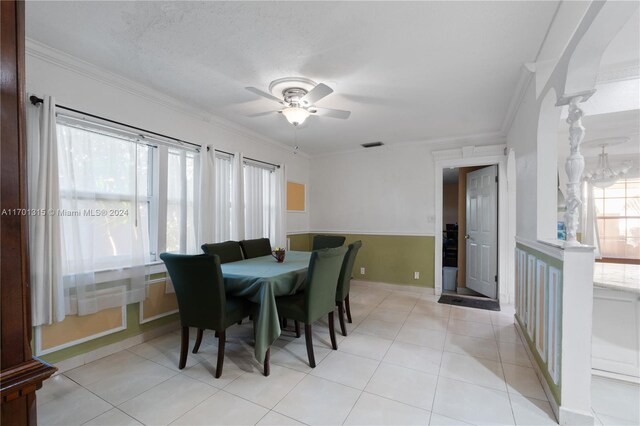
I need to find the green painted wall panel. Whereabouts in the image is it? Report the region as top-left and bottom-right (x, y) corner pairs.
(287, 233), (311, 251)
(291, 233), (435, 287)
(40, 303), (178, 365)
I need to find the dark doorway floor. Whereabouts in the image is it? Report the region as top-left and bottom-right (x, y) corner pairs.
(438, 293), (500, 311)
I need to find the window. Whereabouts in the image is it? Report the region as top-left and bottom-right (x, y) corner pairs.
(166, 148), (197, 253)
(215, 153), (233, 242)
(594, 178), (640, 261)
(57, 123), (154, 272)
(244, 161), (277, 242)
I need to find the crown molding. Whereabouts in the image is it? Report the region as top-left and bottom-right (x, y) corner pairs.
(25, 39), (310, 159)
(501, 65), (535, 136)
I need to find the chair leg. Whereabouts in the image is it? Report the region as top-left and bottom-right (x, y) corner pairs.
(192, 328), (204, 354)
(304, 324), (316, 368)
(215, 330), (225, 378)
(179, 326), (189, 369)
(263, 347), (270, 377)
(237, 319), (242, 325)
(345, 293), (353, 323)
(294, 320), (301, 338)
(338, 302), (347, 336)
(328, 312), (338, 350)
(282, 317), (288, 328)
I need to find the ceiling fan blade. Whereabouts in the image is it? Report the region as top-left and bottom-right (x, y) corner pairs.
(246, 110), (281, 117)
(245, 87), (284, 104)
(311, 107), (351, 119)
(300, 83), (333, 106)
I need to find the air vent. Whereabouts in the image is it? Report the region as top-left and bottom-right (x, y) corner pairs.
(361, 141), (384, 148)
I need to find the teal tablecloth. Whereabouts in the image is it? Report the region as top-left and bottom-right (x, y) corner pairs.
(221, 251), (311, 363)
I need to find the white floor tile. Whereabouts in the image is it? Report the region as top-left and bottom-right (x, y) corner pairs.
(273, 375), (361, 425)
(509, 394), (557, 425)
(344, 392), (431, 425)
(339, 331), (394, 360)
(365, 363), (438, 410)
(37, 375), (112, 426)
(355, 317), (404, 340)
(84, 358), (177, 405)
(396, 323), (446, 350)
(432, 377), (515, 426)
(447, 319), (496, 340)
(413, 300), (451, 318)
(310, 351), (379, 389)
(439, 352), (506, 391)
(270, 338), (332, 373)
(118, 374), (217, 425)
(383, 341), (443, 376)
(497, 339), (532, 367)
(377, 293), (420, 312)
(493, 323), (520, 343)
(598, 413), (640, 425)
(450, 306), (492, 324)
(591, 376), (640, 423)
(405, 312), (450, 332)
(65, 351), (148, 387)
(224, 365), (305, 409)
(366, 307), (411, 323)
(444, 333), (500, 361)
(256, 411), (305, 425)
(502, 363), (547, 400)
(182, 348), (254, 388)
(83, 408), (142, 425)
(172, 390), (268, 425)
(429, 413), (473, 425)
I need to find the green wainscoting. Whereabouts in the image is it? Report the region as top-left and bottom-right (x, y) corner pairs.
(288, 233), (435, 287)
(39, 302), (178, 365)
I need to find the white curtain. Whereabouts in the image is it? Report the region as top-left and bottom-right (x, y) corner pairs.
(215, 153), (233, 242)
(196, 144), (216, 246)
(27, 95), (65, 326)
(582, 181), (602, 259)
(244, 162), (274, 241)
(56, 122), (149, 315)
(231, 152), (245, 240)
(273, 165), (286, 248)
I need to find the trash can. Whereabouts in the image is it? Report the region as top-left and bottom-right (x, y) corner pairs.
(442, 267), (458, 292)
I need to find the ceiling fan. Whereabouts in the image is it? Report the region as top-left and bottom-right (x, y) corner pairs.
(245, 77), (351, 126)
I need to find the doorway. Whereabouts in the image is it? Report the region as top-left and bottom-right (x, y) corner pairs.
(441, 164), (499, 306)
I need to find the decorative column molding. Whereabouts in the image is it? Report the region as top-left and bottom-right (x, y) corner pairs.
(563, 96), (587, 247)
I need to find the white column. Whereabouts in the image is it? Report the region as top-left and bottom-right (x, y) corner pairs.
(563, 96), (586, 247)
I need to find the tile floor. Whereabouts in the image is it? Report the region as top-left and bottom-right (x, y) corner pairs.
(37, 283), (639, 425)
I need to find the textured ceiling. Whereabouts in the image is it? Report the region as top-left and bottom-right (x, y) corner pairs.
(26, 1), (561, 154)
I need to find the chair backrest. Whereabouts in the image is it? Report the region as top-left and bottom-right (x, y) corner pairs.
(201, 241), (244, 264)
(160, 253), (226, 330)
(312, 234), (346, 251)
(239, 238), (272, 259)
(336, 240), (362, 302)
(304, 246), (348, 323)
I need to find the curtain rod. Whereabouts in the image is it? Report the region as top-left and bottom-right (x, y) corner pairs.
(29, 95), (280, 168)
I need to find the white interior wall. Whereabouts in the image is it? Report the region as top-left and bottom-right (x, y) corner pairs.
(25, 45), (310, 234)
(309, 138), (500, 235)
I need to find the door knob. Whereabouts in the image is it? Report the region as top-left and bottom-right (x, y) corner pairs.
(464, 234), (470, 239)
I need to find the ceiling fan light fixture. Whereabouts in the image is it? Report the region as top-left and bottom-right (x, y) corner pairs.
(282, 107), (309, 126)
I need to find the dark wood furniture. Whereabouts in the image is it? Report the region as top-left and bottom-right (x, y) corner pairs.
(1, 1), (57, 423)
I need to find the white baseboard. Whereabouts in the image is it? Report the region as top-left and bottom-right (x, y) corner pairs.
(52, 321), (179, 374)
(351, 280), (435, 296)
(592, 369), (640, 384)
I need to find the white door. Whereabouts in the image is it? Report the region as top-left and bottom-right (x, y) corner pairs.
(465, 165), (498, 299)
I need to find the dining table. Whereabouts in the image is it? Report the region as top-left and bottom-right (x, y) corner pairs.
(220, 250), (312, 364)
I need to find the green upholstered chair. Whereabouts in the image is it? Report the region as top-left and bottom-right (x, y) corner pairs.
(159, 252), (251, 378)
(312, 234), (346, 251)
(201, 241), (244, 263)
(335, 241), (362, 336)
(275, 246), (348, 368)
(239, 238), (272, 259)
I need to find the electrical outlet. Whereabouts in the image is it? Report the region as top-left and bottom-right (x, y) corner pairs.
(360, 267), (365, 275)
(414, 271), (420, 280)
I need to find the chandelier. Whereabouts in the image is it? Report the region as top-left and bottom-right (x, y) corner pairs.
(583, 143), (632, 189)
